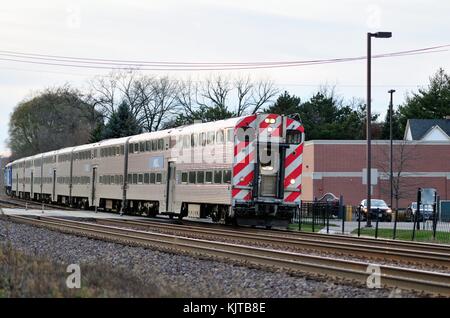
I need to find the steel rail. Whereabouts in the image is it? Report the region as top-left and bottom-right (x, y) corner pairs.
(7, 215), (450, 296)
(95, 218), (450, 265)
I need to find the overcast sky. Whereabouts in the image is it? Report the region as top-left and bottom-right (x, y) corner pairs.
(1, 0), (449, 154)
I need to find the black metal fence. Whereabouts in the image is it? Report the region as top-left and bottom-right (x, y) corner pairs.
(291, 199), (450, 244)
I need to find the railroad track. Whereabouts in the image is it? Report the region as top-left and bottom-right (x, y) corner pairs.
(93, 218), (450, 268)
(5, 214), (450, 296)
(0, 196), (75, 211)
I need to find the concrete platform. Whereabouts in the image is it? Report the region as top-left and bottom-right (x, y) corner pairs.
(0, 207), (213, 224)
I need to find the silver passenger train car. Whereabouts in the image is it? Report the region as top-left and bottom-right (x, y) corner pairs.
(6, 114), (305, 227)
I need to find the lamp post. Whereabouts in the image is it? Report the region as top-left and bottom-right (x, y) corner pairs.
(388, 89), (395, 211)
(366, 31), (392, 228)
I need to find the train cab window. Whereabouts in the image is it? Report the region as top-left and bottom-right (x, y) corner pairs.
(207, 131), (215, 145)
(158, 139), (164, 150)
(140, 142), (145, 152)
(138, 174), (144, 184)
(191, 133), (198, 147)
(132, 174), (138, 184)
(150, 173), (156, 184)
(156, 173), (162, 183)
(216, 130), (224, 144)
(223, 170), (231, 183)
(197, 171), (205, 184)
(214, 170), (222, 184)
(134, 143), (139, 153)
(200, 133), (206, 147)
(188, 171), (196, 184)
(144, 173), (150, 184)
(205, 171), (213, 183)
(286, 129), (302, 144)
(146, 141), (151, 152)
(152, 140), (158, 151)
(226, 128), (234, 143)
(181, 172), (188, 183)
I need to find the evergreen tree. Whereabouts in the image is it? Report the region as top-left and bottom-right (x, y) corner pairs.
(102, 102), (142, 139)
(265, 91), (301, 115)
(381, 109), (403, 140)
(398, 68), (450, 133)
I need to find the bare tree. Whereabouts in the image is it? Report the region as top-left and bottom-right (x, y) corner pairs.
(197, 75), (232, 109)
(250, 79), (278, 114)
(139, 76), (180, 132)
(377, 140), (421, 212)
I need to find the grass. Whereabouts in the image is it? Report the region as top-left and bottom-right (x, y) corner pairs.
(289, 222), (338, 233)
(0, 242), (185, 298)
(351, 228), (450, 244)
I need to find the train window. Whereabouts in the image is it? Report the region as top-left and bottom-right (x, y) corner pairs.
(116, 146), (120, 156)
(132, 174), (138, 184)
(120, 145), (125, 155)
(156, 173), (162, 183)
(191, 134), (198, 147)
(115, 175), (119, 184)
(100, 149), (104, 157)
(227, 128), (234, 142)
(216, 130), (224, 144)
(138, 174), (143, 184)
(134, 143), (139, 153)
(152, 140), (157, 151)
(205, 171), (213, 183)
(183, 135), (190, 148)
(128, 174), (132, 183)
(207, 131), (215, 145)
(119, 175), (123, 184)
(223, 170), (231, 183)
(286, 129), (302, 144)
(112, 147), (116, 156)
(158, 139), (164, 150)
(181, 172), (188, 183)
(150, 173), (156, 184)
(200, 133), (206, 147)
(94, 149), (98, 158)
(146, 141), (151, 152)
(144, 173), (150, 184)
(214, 170), (222, 184)
(197, 171), (205, 184)
(128, 143), (133, 154)
(188, 171), (196, 184)
(99, 176), (103, 184)
(140, 142), (145, 152)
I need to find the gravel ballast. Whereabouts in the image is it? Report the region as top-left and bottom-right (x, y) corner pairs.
(0, 218), (419, 298)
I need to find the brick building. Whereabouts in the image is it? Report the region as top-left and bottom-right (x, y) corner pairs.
(301, 140), (450, 208)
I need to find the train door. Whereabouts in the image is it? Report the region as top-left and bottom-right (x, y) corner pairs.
(30, 172), (34, 199)
(91, 167), (97, 207)
(165, 161), (176, 212)
(52, 170), (56, 202)
(259, 143), (278, 197)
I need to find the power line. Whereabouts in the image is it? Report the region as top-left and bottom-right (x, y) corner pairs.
(0, 44), (448, 71)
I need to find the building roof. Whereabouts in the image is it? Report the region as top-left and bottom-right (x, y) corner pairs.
(405, 119), (450, 140)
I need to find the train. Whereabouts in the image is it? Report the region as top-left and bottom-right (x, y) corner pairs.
(3, 113), (305, 228)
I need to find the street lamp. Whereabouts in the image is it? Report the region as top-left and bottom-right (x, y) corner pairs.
(366, 31), (392, 228)
(388, 89), (395, 210)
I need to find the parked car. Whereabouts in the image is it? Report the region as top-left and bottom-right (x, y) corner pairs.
(406, 202), (434, 221)
(357, 199), (392, 222)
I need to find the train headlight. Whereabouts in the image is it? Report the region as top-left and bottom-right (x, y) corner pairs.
(290, 179), (295, 185)
(269, 118), (276, 124)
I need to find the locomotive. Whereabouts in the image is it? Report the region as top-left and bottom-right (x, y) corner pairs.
(4, 113), (304, 228)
